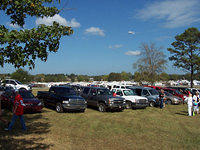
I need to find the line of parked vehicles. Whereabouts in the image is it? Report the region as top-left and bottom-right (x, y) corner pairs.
(1, 79), (200, 113)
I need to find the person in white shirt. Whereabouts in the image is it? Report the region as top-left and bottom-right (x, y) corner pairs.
(187, 93), (193, 116)
(193, 91), (199, 114)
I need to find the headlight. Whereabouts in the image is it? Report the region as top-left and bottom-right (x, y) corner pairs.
(63, 101), (69, 104)
(174, 98), (178, 101)
(38, 102), (42, 106)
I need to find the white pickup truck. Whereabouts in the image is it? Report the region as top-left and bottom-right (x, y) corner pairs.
(112, 88), (149, 109)
(1, 79), (31, 91)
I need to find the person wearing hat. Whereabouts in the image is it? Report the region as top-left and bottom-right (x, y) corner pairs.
(187, 92), (193, 116)
(5, 89), (26, 131)
(193, 91), (199, 115)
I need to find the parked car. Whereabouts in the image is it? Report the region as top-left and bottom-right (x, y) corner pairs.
(163, 88), (187, 102)
(37, 86), (87, 113)
(163, 91), (182, 105)
(128, 86), (160, 107)
(112, 88), (149, 109)
(81, 87), (126, 112)
(1, 79), (31, 91)
(1, 89), (43, 113)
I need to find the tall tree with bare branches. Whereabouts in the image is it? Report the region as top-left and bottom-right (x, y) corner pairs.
(133, 43), (167, 84)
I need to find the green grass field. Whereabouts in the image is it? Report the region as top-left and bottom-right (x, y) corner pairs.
(0, 88), (200, 150)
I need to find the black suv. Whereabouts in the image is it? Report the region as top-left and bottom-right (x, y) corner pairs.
(81, 87), (125, 112)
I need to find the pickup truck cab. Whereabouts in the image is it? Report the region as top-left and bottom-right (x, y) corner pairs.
(1, 79), (31, 91)
(112, 88), (149, 109)
(81, 87), (126, 112)
(37, 86), (87, 113)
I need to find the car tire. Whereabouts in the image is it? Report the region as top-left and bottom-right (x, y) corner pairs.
(80, 109), (85, 113)
(98, 103), (106, 112)
(149, 101), (155, 107)
(56, 103), (63, 113)
(126, 101), (132, 109)
(167, 100), (172, 105)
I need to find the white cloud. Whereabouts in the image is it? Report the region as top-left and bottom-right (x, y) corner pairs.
(128, 31), (135, 35)
(67, 18), (81, 28)
(9, 23), (20, 29)
(109, 44), (123, 49)
(136, 0), (200, 28)
(125, 51), (141, 56)
(36, 14), (81, 28)
(85, 27), (105, 36)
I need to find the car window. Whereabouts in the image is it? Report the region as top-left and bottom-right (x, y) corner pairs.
(116, 90), (123, 96)
(142, 90), (149, 96)
(97, 89), (112, 95)
(83, 87), (90, 94)
(20, 91), (35, 98)
(90, 89), (97, 95)
(10, 81), (17, 85)
(135, 89), (142, 96)
(56, 87), (76, 96)
(123, 90), (135, 96)
(149, 89), (159, 95)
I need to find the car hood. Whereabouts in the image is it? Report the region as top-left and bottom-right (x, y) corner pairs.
(23, 98), (41, 104)
(146, 95), (159, 100)
(122, 95), (147, 100)
(62, 95), (85, 100)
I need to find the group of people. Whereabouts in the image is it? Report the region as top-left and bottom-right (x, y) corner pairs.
(187, 91), (199, 116)
(0, 89), (26, 131)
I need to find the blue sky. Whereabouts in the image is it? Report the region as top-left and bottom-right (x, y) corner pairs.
(1, 0), (200, 75)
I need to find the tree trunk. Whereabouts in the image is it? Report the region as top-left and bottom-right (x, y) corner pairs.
(191, 65), (193, 88)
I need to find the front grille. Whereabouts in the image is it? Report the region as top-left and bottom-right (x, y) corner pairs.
(70, 99), (85, 104)
(113, 100), (124, 105)
(139, 99), (147, 103)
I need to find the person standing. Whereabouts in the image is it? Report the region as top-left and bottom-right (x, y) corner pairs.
(193, 91), (199, 114)
(187, 93), (193, 116)
(0, 97), (8, 125)
(5, 90), (26, 131)
(159, 89), (165, 109)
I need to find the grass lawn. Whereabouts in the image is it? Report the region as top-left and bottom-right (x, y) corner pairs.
(0, 88), (200, 150)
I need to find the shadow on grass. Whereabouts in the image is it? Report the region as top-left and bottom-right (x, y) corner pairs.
(0, 111), (52, 149)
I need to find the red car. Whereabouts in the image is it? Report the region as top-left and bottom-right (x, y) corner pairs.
(163, 88), (187, 102)
(1, 89), (43, 113)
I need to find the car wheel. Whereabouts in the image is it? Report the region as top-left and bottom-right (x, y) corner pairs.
(126, 101), (132, 109)
(149, 101), (155, 107)
(56, 103), (63, 113)
(167, 100), (172, 105)
(98, 103), (106, 112)
(80, 109), (85, 113)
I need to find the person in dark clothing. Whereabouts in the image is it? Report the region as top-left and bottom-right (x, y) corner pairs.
(5, 90), (26, 131)
(0, 98), (8, 125)
(159, 89), (165, 109)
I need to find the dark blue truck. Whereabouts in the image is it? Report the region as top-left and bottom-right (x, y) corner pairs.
(37, 86), (87, 113)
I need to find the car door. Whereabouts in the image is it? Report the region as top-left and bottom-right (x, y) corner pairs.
(47, 87), (57, 106)
(88, 88), (98, 106)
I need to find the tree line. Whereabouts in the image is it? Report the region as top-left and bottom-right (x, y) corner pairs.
(0, 69), (199, 84)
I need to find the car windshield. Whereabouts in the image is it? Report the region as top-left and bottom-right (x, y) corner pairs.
(20, 91), (35, 98)
(149, 89), (159, 95)
(123, 90), (136, 96)
(57, 88), (76, 96)
(176, 90), (183, 94)
(98, 89), (112, 95)
(164, 91), (173, 97)
(15, 80), (22, 84)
